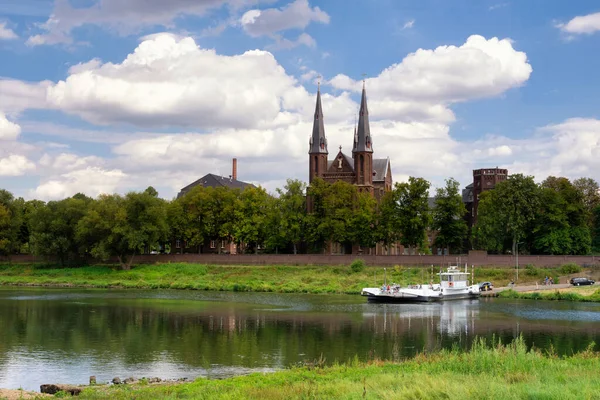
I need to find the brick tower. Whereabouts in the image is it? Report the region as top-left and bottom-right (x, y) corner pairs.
(308, 83), (328, 184)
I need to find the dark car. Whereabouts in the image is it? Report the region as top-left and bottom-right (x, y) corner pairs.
(479, 282), (494, 291)
(570, 277), (595, 286)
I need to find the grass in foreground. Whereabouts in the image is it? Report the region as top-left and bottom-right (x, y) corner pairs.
(74, 337), (600, 400)
(0, 262), (557, 295)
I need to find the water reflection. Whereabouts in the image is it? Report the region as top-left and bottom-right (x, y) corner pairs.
(0, 288), (599, 391)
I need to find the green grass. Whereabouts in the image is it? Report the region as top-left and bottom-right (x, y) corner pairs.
(74, 336), (600, 399)
(498, 288), (600, 302)
(0, 262), (571, 295)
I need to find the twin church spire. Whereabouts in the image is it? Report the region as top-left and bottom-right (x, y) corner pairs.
(308, 81), (373, 156)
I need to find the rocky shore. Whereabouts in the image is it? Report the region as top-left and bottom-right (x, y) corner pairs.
(35, 375), (190, 397)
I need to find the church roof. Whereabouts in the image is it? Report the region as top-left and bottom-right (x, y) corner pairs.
(309, 87), (328, 154)
(327, 152), (355, 171)
(177, 173), (254, 198)
(353, 85), (373, 153)
(372, 158), (389, 182)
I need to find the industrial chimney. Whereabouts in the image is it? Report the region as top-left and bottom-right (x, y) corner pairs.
(232, 158), (237, 181)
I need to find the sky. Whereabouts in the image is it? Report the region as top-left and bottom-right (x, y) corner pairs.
(0, 0), (599, 200)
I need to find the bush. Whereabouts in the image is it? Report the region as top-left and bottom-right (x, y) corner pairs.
(350, 259), (366, 273)
(524, 264), (538, 277)
(559, 263), (582, 275)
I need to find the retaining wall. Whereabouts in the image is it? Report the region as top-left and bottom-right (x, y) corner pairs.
(1, 253), (599, 268)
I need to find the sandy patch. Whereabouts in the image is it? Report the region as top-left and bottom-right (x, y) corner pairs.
(0, 388), (50, 399)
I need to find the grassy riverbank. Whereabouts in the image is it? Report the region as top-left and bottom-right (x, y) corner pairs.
(499, 287), (600, 302)
(73, 337), (599, 399)
(0, 262), (557, 294)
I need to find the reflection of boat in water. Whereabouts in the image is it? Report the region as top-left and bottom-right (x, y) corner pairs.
(361, 265), (480, 303)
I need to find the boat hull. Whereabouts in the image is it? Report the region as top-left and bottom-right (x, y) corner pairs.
(361, 287), (480, 303)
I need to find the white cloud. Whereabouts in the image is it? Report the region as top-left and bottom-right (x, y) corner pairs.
(46, 33), (315, 128)
(38, 152), (105, 172)
(0, 79), (52, 114)
(488, 145), (512, 156)
(0, 155), (35, 176)
(0, 113), (21, 140)
(489, 3), (508, 11)
(26, 0), (244, 46)
(331, 35), (532, 103)
(557, 12), (600, 35)
(240, 0), (329, 37)
(269, 32), (316, 49)
(33, 167), (127, 200)
(0, 21), (18, 40)
(402, 19), (415, 30)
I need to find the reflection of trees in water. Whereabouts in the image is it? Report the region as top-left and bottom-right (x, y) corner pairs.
(0, 296), (599, 373)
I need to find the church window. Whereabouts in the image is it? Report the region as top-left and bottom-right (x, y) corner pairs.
(360, 155), (364, 183)
(314, 156), (319, 174)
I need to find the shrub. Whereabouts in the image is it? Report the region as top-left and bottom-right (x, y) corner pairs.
(524, 264), (538, 277)
(350, 259), (366, 273)
(559, 263), (582, 275)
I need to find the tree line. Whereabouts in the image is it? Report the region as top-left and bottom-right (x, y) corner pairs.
(1, 174), (599, 269)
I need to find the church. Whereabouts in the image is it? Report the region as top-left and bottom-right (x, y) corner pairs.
(307, 83), (397, 255)
(308, 83), (393, 201)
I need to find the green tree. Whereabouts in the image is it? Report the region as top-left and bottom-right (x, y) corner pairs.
(473, 190), (506, 253)
(320, 181), (356, 253)
(77, 191), (168, 269)
(15, 199), (45, 253)
(573, 177), (600, 250)
(204, 187), (239, 254)
(274, 179), (307, 254)
(394, 177), (432, 253)
(539, 177), (591, 254)
(305, 178), (330, 252)
(350, 190), (378, 250)
(593, 205), (600, 253)
(432, 178), (468, 254)
(474, 174), (540, 254)
(531, 187), (571, 254)
(0, 190), (23, 256)
(169, 186), (213, 254)
(234, 186), (271, 254)
(29, 196), (91, 264)
(375, 190), (401, 254)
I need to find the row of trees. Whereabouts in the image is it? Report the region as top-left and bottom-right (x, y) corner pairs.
(1, 174), (599, 269)
(474, 175), (600, 256)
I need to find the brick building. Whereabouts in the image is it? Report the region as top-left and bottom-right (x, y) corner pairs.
(463, 167), (508, 234)
(307, 83), (396, 255)
(173, 158), (254, 254)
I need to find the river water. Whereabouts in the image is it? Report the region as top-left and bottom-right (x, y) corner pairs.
(1, 287), (599, 391)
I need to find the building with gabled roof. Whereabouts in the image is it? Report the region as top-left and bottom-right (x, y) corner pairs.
(176, 158), (255, 198)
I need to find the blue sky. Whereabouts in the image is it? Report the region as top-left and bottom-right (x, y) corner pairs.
(0, 0), (599, 200)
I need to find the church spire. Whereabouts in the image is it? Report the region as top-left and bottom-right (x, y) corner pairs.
(309, 83), (328, 154)
(353, 81), (373, 153)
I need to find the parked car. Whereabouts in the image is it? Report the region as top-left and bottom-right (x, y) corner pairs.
(570, 277), (595, 286)
(479, 282), (494, 291)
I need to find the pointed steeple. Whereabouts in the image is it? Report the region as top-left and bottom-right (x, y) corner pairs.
(353, 81), (373, 153)
(309, 83), (328, 154)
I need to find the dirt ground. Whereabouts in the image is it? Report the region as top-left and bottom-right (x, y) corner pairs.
(0, 388), (50, 399)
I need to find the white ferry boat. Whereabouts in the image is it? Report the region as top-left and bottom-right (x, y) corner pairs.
(361, 265), (480, 303)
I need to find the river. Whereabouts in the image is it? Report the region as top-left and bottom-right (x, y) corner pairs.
(1, 287), (599, 391)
